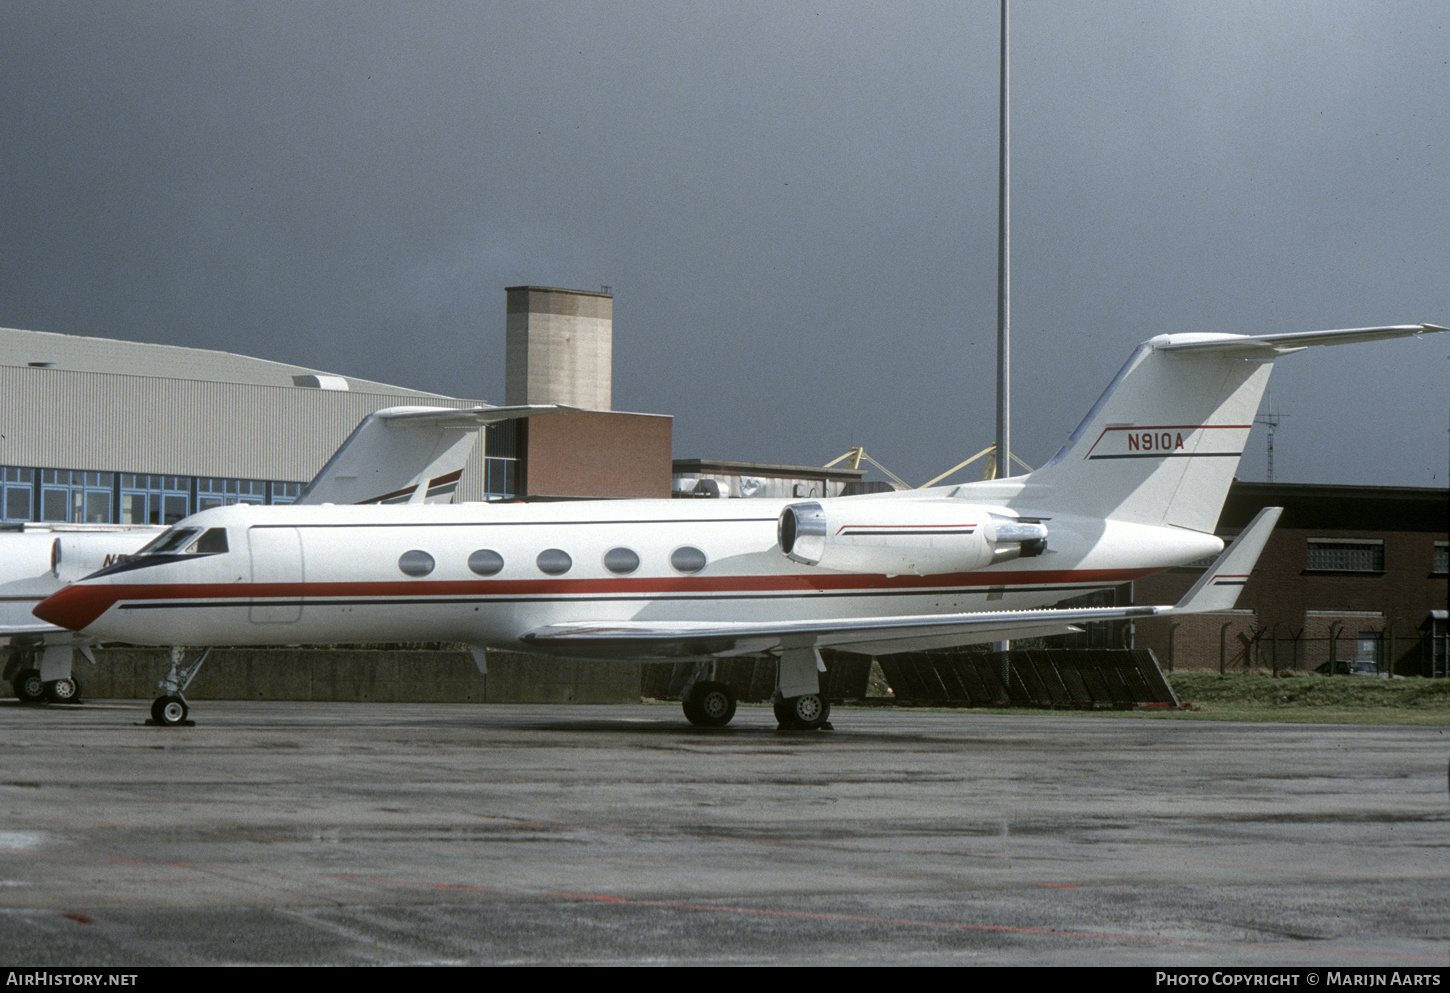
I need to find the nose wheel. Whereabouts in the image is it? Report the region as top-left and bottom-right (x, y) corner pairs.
(148, 647), (209, 726)
(150, 695), (190, 726)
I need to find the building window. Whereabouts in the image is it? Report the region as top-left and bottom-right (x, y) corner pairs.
(39, 470), (113, 524)
(1306, 539), (1384, 572)
(1, 467), (34, 522)
(1434, 543), (1448, 576)
(484, 421), (521, 500)
(198, 477), (267, 511)
(1428, 614), (1448, 679)
(270, 482), (303, 505)
(120, 474), (191, 525)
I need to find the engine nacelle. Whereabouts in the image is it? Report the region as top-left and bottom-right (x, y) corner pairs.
(778, 499), (1048, 576)
(51, 530), (159, 583)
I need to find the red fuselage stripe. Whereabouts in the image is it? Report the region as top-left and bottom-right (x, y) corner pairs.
(34, 568), (1156, 631)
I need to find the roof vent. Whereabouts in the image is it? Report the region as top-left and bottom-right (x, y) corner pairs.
(27, 361), (55, 368)
(293, 374), (350, 391)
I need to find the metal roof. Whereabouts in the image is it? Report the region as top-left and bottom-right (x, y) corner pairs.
(0, 326), (467, 400)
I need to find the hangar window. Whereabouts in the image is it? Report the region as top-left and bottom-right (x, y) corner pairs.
(120, 474), (191, 525)
(537, 549), (572, 575)
(198, 477), (267, 511)
(603, 547), (640, 574)
(399, 550), (435, 577)
(1306, 539), (1384, 573)
(270, 482), (304, 505)
(1, 467), (34, 522)
(39, 470), (112, 524)
(468, 549), (505, 576)
(670, 546), (707, 574)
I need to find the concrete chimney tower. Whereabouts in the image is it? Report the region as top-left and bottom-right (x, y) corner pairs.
(504, 286), (612, 410)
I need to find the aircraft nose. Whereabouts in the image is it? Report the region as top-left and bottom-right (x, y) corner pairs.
(33, 584), (114, 631)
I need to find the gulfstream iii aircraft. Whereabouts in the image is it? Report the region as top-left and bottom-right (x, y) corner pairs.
(33, 324), (1445, 727)
(4, 402), (565, 704)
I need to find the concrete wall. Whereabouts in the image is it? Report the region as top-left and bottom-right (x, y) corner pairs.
(82, 647), (642, 705)
(504, 286), (613, 410)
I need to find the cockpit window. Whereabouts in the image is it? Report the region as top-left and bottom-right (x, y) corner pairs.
(194, 528), (228, 554)
(136, 527), (201, 556)
(133, 526), (228, 557)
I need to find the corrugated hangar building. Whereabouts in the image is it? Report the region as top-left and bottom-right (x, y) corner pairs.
(0, 326), (498, 521)
(0, 285), (671, 526)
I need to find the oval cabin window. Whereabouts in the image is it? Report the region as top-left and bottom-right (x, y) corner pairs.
(603, 547), (640, 574)
(468, 549), (504, 576)
(398, 549), (435, 577)
(670, 546), (707, 574)
(536, 548), (572, 575)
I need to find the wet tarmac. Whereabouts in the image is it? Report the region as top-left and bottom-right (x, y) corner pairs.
(1, 699), (1446, 966)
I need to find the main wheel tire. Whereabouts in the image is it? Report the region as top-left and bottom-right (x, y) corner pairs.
(775, 693), (830, 730)
(14, 669), (46, 704)
(154, 696), (188, 726)
(684, 681), (736, 728)
(45, 677), (80, 704)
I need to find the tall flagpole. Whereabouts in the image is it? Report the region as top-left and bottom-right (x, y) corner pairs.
(994, 0), (1011, 661)
(995, 0), (1010, 479)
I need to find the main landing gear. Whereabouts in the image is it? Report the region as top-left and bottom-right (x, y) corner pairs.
(148, 647), (210, 727)
(773, 692), (831, 731)
(676, 650), (832, 730)
(682, 681), (737, 728)
(5, 647), (83, 706)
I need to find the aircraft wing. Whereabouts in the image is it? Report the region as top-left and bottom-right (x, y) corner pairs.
(295, 404), (573, 506)
(521, 508), (1284, 660)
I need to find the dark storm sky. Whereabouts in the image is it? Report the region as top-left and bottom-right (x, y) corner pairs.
(2, 1), (1446, 487)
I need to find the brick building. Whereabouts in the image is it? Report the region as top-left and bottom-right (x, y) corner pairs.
(1130, 482), (1448, 675)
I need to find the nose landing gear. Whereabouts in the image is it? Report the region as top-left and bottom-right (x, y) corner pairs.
(147, 647), (209, 727)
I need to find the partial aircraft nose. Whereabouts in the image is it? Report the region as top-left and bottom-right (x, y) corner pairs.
(32, 583), (113, 632)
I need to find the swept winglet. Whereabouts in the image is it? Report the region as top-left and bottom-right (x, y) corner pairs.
(1168, 506), (1282, 614)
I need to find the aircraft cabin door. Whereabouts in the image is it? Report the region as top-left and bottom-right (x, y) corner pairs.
(248, 526), (303, 624)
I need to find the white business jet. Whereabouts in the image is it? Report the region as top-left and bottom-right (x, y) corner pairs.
(4, 403), (563, 704)
(33, 324), (1444, 727)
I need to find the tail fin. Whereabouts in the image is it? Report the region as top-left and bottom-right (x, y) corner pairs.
(1014, 325), (1442, 534)
(295, 404), (571, 506)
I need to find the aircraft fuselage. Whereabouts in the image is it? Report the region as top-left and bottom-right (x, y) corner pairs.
(33, 493), (1224, 655)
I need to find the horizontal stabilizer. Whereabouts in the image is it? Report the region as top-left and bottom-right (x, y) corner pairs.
(1151, 324), (1446, 357)
(373, 404), (578, 427)
(1014, 323), (1443, 535)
